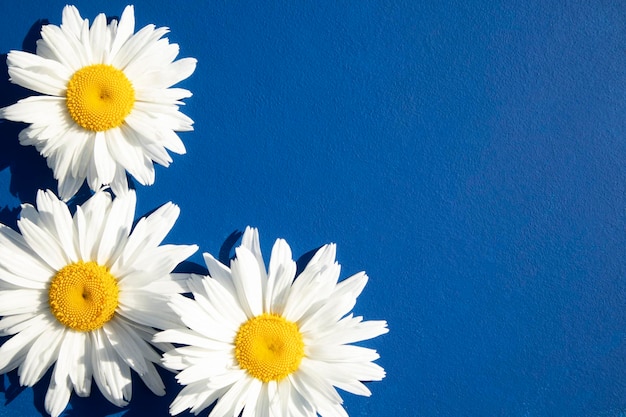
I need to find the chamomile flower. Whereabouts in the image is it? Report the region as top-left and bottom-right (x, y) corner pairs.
(0, 5), (197, 200)
(156, 227), (388, 417)
(0, 189), (198, 417)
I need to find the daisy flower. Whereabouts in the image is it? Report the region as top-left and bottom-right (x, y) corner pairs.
(156, 227), (388, 417)
(0, 5), (197, 200)
(0, 189), (198, 417)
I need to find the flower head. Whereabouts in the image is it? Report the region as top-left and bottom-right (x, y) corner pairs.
(1, 5), (197, 200)
(0, 189), (198, 417)
(156, 227), (388, 417)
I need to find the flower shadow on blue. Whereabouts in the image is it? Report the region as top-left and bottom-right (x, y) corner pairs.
(26, 339), (196, 417)
(218, 230), (243, 264)
(0, 355), (28, 408)
(0, 20), (57, 210)
(216, 228), (322, 275)
(60, 367), (195, 417)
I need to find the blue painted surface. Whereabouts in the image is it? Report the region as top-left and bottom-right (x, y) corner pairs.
(1, 1), (626, 416)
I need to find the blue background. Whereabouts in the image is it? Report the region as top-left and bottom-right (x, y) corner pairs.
(1, 1), (626, 416)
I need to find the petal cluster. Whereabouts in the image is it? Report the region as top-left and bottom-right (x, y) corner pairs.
(0, 189), (198, 417)
(0, 5), (197, 200)
(156, 227), (388, 417)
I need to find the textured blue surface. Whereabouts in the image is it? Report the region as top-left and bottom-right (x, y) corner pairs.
(1, 1), (626, 416)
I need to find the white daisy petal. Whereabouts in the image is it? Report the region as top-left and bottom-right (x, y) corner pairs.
(108, 5), (136, 62)
(145, 272), (190, 294)
(111, 24), (162, 70)
(1, 5), (195, 200)
(189, 274), (247, 331)
(331, 378), (372, 397)
(0, 289), (46, 315)
(311, 359), (385, 393)
(91, 329), (131, 407)
(92, 132), (116, 185)
(122, 40), (179, 81)
(139, 360), (166, 396)
(0, 314), (41, 337)
(108, 164), (130, 197)
(0, 268), (47, 290)
(88, 12), (108, 63)
(19, 327), (64, 386)
(17, 217), (68, 270)
(135, 86), (192, 103)
(306, 344), (380, 364)
(276, 378), (297, 417)
(209, 376), (257, 417)
(34, 190), (78, 262)
(0, 189), (194, 415)
(241, 378), (263, 417)
(130, 57), (197, 89)
(106, 127), (155, 185)
(316, 315), (389, 346)
(58, 171), (86, 202)
(203, 252), (237, 298)
(266, 238), (296, 314)
(118, 244), (197, 284)
(7, 49), (72, 81)
(241, 226), (268, 283)
(0, 315), (51, 374)
(60, 5), (85, 40)
(253, 382), (271, 417)
(72, 332), (93, 396)
(174, 354), (235, 386)
(282, 274), (334, 324)
(307, 243), (338, 269)
(191, 386), (230, 416)
(317, 401), (350, 417)
(115, 317), (170, 362)
(159, 228), (387, 417)
(40, 23), (85, 71)
(72, 205), (90, 260)
(155, 328), (232, 350)
(118, 294), (182, 330)
(231, 247), (264, 318)
(96, 189), (136, 266)
(170, 383), (203, 416)
(118, 120), (171, 164)
(7, 67), (66, 96)
(45, 366), (72, 417)
(291, 361), (343, 405)
(160, 125), (191, 152)
(298, 272), (369, 333)
(55, 330), (91, 397)
(103, 320), (149, 375)
(75, 190), (111, 259)
(5, 51), (69, 95)
(113, 210), (183, 277)
(166, 294), (237, 342)
(282, 252), (341, 323)
(171, 383), (227, 416)
(0, 224), (54, 282)
(18, 202), (41, 225)
(205, 369), (248, 391)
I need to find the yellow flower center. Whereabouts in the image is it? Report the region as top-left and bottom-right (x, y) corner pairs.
(48, 261), (119, 332)
(65, 64), (135, 132)
(234, 313), (305, 382)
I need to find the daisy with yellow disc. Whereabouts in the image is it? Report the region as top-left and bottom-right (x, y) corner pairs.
(1, 5), (196, 200)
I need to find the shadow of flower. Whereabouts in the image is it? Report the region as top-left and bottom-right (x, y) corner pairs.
(0, 19), (57, 209)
